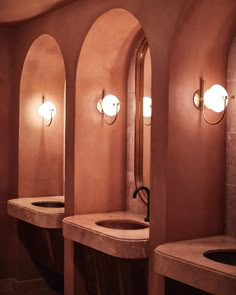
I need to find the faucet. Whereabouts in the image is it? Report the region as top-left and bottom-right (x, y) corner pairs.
(133, 186), (150, 222)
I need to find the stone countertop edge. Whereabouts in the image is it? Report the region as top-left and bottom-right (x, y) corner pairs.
(154, 235), (236, 295)
(7, 196), (65, 229)
(63, 211), (149, 259)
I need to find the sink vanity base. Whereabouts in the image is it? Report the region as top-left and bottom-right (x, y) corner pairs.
(63, 211), (149, 295)
(165, 278), (211, 295)
(18, 221), (64, 294)
(74, 243), (148, 295)
(7, 196), (65, 294)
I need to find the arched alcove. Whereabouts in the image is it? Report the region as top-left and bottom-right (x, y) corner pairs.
(72, 8), (152, 295)
(75, 8), (151, 215)
(19, 34), (65, 197)
(154, 2), (236, 294)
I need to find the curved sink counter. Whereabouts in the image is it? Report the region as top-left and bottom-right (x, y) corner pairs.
(155, 235), (236, 295)
(7, 196), (64, 229)
(63, 211), (149, 259)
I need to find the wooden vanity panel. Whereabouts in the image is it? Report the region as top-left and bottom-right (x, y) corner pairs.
(18, 221), (64, 293)
(74, 243), (148, 295)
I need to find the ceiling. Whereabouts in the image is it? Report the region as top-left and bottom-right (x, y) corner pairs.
(0, 0), (76, 24)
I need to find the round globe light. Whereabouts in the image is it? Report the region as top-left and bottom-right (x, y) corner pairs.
(204, 84), (228, 113)
(143, 96), (152, 118)
(101, 94), (120, 117)
(38, 101), (56, 120)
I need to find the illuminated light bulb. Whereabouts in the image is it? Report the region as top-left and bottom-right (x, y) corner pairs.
(143, 96), (152, 118)
(101, 94), (120, 117)
(204, 84), (228, 113)
(38, 101), (56, 120)
(203, 89), (214, 110)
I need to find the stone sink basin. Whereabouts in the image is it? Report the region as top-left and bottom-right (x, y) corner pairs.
(96, 219), (148, 230)
(31, 201), (65, 208)
(7, 196), (65, 228)
(203, 249), (236, 266)
(63, 211), (149, 259)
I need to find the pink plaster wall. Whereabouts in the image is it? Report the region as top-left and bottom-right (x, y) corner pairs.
(165, 0), (236, 242)
(0, 27), (16, 280)
(1, 0), (236, 294)
(226, 35), (236, 237)
(151, 1), (236, 294)
(13, 34), (66, 288)
(0, 1), (188, 294)
(75, 9), (141, 214)
(19, 34), (65, 197)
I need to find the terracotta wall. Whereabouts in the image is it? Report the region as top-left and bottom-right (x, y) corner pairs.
(1, 0), (236, 295)
(166, 1), (229, 242)
(151, 1), (236, 294)
(0, 27), (16, 280)
(19, 34), (65, 197)
(75, 9), (141, 214)
(226, 35), (236, 237)
(13, 34), (66, 288)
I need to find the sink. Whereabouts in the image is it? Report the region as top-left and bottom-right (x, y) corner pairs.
(7, 196), (65, 228)
(203, 249), (236, 266)
(154, 236), (236, 295)
(96, 219), (148, 230)
(63, 211), (149, 258)
(31, 201), (64, 208)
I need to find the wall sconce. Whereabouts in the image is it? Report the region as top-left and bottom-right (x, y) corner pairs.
(143, 96), (152, 126)
(193, 78), (234, 125)
(38, 96), (56, 127)
(97, 90), (120, 125)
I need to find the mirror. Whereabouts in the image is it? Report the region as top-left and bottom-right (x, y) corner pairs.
(134, 37), (152, 201)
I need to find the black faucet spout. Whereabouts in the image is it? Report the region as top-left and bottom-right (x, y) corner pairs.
(133, 186), (150, 222)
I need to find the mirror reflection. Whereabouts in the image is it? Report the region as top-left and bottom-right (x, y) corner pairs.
(143, 47), (151, 188)
(135, 38), (152, 198)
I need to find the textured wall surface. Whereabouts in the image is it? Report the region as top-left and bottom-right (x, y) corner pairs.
(75, 9), (141, 214)
(0, 27), (16, 280)
(19, 34), (65, 197)
(1, 1), (236, 295)
(226, 35), (236, 237)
